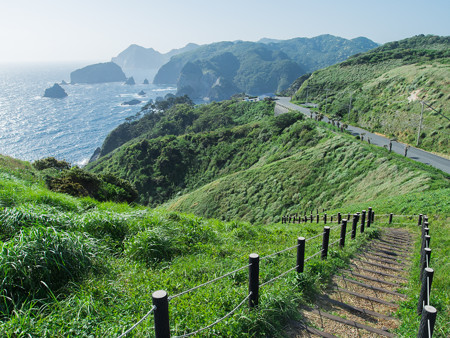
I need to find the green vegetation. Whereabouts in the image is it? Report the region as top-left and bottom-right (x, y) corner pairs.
(153, 35), (378, 100)
(33, 157), (138, 203)
(292, 35), (450, 155)
(0, 156), (382, 336)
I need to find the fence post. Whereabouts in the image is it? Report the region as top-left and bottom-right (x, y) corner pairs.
(418, 214), (423, 227)
(324, 213), (327, 224)
(371, 210), (375, 223)
(417, 305), (437, 338)
(321, 226), (330, 260)
(367, 210), (372, 228)
(331, 215), (333, 223)
(347, 213), (350, 222)
(249, 253), (259, 308)
(420, 248), (431, 282)
(351, 214), (358, 239)
(389, 213), (393, 224)
(310, 213), (313, 223)
(417, 267), (434, 315)
(316, 214), (319, 223)
(340, 219), (347, 248)
(297, 237), (305, 273)
(337, 212), (342, 224)
(153, 290), (170, 338)
(360, 210), (366, 233)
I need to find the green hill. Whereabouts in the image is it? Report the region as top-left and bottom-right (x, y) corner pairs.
(153, 35), (378, 100)
(292, 35), (450, 156)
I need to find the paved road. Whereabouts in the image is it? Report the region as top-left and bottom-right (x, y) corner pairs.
(275, 97), (450, 175)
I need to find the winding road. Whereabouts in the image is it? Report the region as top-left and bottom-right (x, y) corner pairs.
(275, 97), (450, 175)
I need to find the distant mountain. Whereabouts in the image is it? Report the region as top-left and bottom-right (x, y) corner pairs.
(292, 34), (450, 155)
(153, 35), (378, 100)
(111, 43), (199, 81)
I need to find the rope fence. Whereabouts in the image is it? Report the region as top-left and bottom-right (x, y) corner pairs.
(117, 210), (432, 338)
(417, 215), (437, 337)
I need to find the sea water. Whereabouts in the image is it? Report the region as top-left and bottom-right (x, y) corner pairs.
(0, 62), (176, 166)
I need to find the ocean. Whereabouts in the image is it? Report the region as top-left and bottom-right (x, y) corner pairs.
(0, 62), (176, 166)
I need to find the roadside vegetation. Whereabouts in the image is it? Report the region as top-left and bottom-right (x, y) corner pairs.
(292, 35), (450, 156)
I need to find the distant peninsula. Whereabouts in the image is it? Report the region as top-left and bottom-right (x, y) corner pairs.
(70, 62), (127, 84)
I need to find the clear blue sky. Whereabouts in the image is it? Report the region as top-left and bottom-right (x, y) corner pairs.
(0, 0), (449, 63)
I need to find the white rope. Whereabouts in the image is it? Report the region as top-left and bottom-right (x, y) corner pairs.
(260, 265), (299, 287)
(260, 243), (299, 261)
(117, 305), (156, 338)
(170, 264), (250, 300)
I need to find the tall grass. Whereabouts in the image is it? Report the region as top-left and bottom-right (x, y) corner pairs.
(0, 226), (99, 315)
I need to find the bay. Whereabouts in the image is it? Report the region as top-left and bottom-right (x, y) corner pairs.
(0, 62), (175, 166)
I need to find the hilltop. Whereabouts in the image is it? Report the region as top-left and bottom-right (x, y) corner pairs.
(292, 35), (450, 156)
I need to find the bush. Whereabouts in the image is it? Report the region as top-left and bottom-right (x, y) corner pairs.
(125, 227), (174, 266)
(0, 226), (98, 313)
(33, 157), (71, 171)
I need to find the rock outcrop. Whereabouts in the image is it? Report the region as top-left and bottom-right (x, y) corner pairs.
(70, 62), (126, 84)
(43, 83), (68, 98)
(125, 77), (135, 85)
(122, 99), (141, 106)
(143, 78), (149, 84)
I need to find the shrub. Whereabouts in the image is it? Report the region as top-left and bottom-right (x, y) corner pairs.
(125, 227), (174, 266)
(33, 157), (71, 171)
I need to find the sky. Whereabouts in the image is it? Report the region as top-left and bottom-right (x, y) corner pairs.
(0, 0), (449, 63)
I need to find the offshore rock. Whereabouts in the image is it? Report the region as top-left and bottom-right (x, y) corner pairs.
(125, 77), (135, 85)
(122, 99), (141, 106)
(70, 62), (126, 84)
(43, 83), (68, 98)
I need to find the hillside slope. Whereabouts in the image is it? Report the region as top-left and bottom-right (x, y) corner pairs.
(292, 35), (450, 155)
(165, 130), (447, 223)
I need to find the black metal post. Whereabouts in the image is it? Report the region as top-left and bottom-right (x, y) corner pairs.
(153, 290), (170, 338)
(296, 237), (305, 273)
(249, 253), (259, 308)
(389, 213), (393, 224)
(417, 267), (434, 315)
(417, 305), (437, 338)
(340, 219), (347, 248)
(360, 210), (366, 233)
(337, 212), (341, 224)
(418, 214), (423, 227)
(351, 214), (358, 239)
(420, 248), (432, 282)
(321, 226), (330, 260)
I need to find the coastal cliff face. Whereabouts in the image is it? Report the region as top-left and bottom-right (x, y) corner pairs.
(70, 62), (127, 84)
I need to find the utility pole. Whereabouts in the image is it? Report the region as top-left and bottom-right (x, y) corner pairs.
(416, 101), (424, 146)
(347, 92), (353, 121)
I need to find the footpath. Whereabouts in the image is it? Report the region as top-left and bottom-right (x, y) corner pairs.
(288, 228), (413, 337)
(275, 97), (450, 175)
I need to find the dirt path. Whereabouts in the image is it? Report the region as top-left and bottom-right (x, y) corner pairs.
(288, 228), (413, 337)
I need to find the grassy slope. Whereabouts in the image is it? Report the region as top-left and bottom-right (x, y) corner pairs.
(292, 35), (450, 156)
(1, 144), (449, 337)
(0, 155), (378, 336)
(166, 127), (448, 223)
